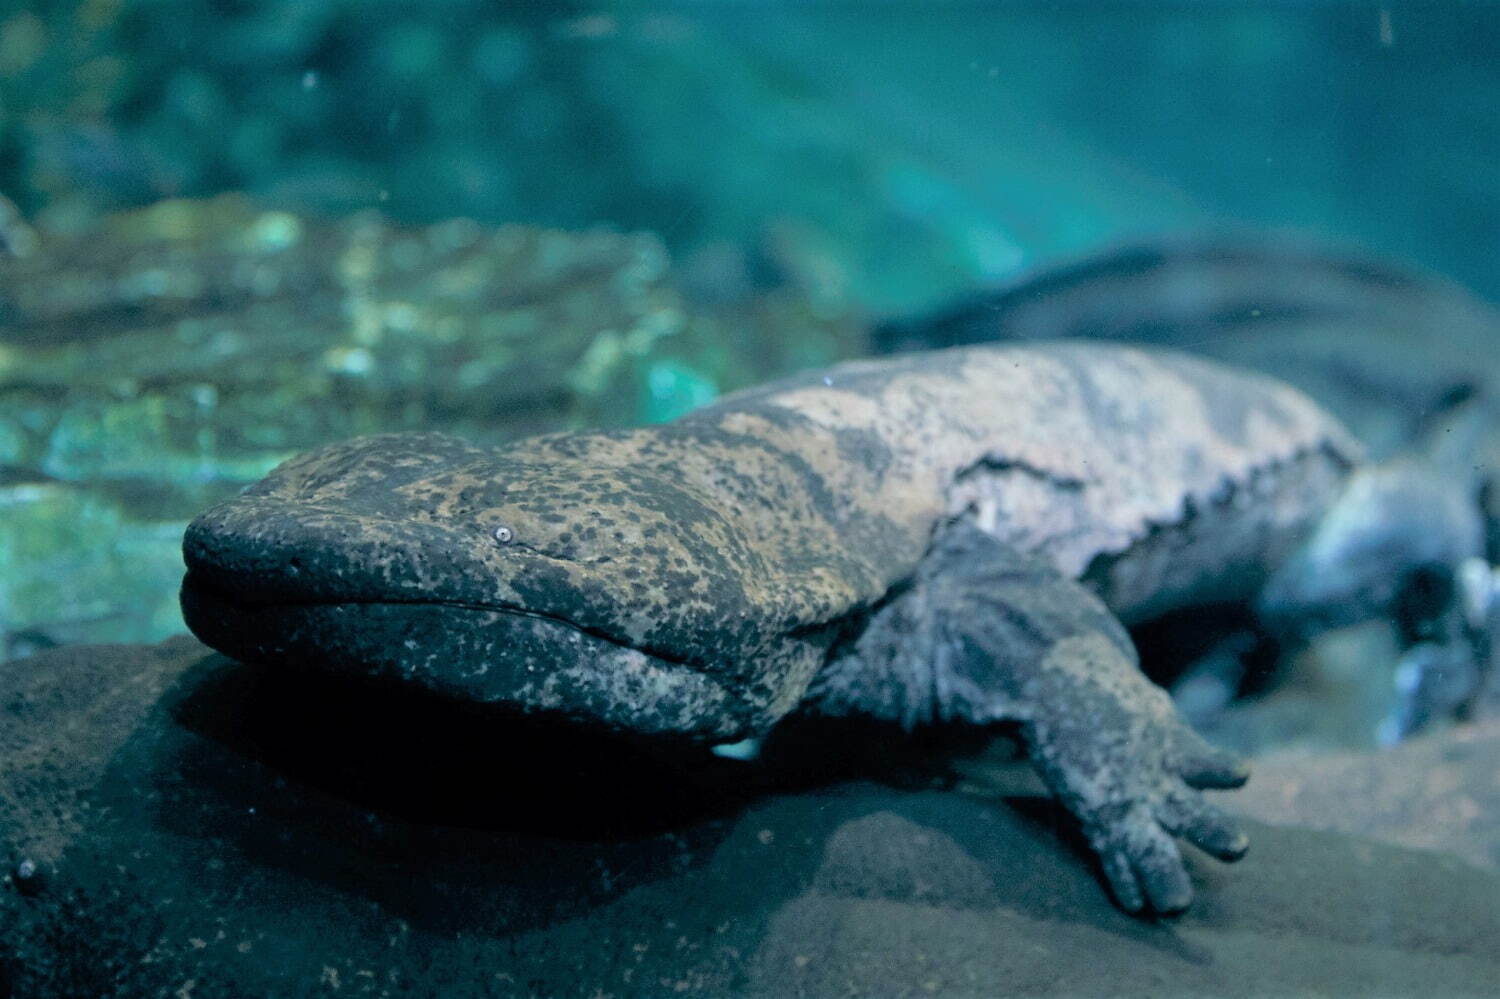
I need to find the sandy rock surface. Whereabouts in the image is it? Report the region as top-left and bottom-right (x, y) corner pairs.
(2, 638), (1497, 997)
(1233, 718), (1500, 872)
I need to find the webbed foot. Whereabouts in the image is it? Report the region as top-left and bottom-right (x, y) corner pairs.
(1023, 633), (1249, 915)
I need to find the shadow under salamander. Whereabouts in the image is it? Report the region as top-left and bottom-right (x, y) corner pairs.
(103, 651), (772, 937)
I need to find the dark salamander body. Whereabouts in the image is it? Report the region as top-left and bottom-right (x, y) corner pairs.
(182, 341), (1359, 914)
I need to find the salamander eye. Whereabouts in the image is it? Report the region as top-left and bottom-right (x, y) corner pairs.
(492, 524), (515, 545)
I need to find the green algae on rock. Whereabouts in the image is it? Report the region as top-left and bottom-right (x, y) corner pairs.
(0, 196), (861, 649)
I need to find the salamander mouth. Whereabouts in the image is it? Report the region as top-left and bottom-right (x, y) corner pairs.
(179, 574), (743, 740)
(181, 571), (689, 664)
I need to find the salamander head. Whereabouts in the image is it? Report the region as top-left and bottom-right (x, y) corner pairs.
(180, 432), (782, 740)
(1259, 455), (1485, 636)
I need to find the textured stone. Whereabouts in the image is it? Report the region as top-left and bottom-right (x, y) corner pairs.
(0, 197), (859, 649)
(3, 639), (1498, 997)
(1233, 717), (1500, 872)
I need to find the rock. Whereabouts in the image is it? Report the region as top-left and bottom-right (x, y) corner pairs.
(0, 197), (862, 650)
(807, 812), (999, 910)
(1233, 717), (1500, 872)
(3, 639), (1498, 997)
(0, 195), (801, 470)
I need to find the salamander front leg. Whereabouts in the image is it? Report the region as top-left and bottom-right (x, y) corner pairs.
(919, 524), (1251, 914)
(805, 523), (1252, 913)
(1018, 632), (1249, 913)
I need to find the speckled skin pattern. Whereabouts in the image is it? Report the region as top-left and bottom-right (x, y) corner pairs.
(182, 341), (1359, 913)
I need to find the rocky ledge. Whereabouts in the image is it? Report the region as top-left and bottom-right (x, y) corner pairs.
(3, 638), (1498, 997)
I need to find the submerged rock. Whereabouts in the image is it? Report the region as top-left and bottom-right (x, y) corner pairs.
(0, 195), (854, 477)
(1234, 717), (1500, 873)
(3, 638), (1497, 996)
(0, 197), (860, 649)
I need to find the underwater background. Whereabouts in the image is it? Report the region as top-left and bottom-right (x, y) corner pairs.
(3, 1), (1499, 656)
(5, 5), (1500, 997)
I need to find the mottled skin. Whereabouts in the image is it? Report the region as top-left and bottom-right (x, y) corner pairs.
(877, 238), (1500, 735)
(182, 341), (1359, 914)
(874, 238), (1500, 463)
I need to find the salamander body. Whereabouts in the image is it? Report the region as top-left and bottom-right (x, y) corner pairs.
(182, 341), (1359, 913)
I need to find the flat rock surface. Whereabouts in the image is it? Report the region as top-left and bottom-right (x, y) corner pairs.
(1233, 718), (1500, 873)
(3, 638), (1498, 998)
